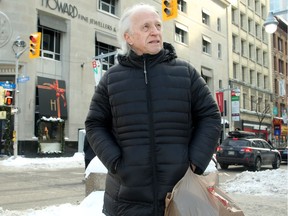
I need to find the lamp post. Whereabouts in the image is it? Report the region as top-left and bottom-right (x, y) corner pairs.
(264, 9), (288, 34)
(12, 36), (27, 157)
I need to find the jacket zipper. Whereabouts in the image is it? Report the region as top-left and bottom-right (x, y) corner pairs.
(143, 59), (148, 84)
(144, 57), (158, 214)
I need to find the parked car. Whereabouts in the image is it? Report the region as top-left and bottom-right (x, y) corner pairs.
(277, 146), (288, 162)
(216, 131), (281, 171)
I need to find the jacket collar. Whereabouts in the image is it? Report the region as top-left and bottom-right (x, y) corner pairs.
(117, 42), (177, 68)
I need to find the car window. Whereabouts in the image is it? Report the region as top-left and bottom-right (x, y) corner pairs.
(253, 140), (264, 148)
(262, 141), (271, 149)
(222, 139), (250, 147)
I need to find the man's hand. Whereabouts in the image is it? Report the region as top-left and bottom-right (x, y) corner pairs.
(191, 164), (196, 172)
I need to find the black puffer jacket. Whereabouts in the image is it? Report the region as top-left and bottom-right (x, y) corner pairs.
(85, 43), (221, 216)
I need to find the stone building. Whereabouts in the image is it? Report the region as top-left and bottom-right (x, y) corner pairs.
(1, 0), (274, 155)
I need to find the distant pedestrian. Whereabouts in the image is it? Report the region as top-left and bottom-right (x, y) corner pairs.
(83, 135), (96, 169)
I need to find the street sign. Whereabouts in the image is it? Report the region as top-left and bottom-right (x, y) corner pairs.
(17, 75), (30, 83)
(231, 89), (240, 121)
(0, 81), (15, 89)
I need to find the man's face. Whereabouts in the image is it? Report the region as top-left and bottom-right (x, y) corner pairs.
(125, 10), (163, 55)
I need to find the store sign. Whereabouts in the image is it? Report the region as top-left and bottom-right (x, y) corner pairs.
(92, 60), (101, 86)
(41, 0), (116, 32)
(41, 0), (78, 18)
(36, 77), (67, 119)
(231, 89), (240, 121)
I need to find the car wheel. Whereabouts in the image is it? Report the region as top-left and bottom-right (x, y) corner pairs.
(253, 157), (261, 171)
(272, 155), (281, 169)
(219, 163), (229, 170)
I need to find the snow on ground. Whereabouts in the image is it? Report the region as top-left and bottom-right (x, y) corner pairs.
(0, 153), (287, 216)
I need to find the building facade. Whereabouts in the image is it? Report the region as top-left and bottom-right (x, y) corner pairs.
(272, 17), (288, 147)
(0, 0), (263, 156)
(229, 0), (272, 140)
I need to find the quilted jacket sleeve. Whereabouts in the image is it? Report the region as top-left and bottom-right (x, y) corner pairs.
(85, 72), (121, 173)
(188, 64), (222, 174)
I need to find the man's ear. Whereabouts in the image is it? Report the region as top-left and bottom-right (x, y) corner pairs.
(124, 32), (133, 45)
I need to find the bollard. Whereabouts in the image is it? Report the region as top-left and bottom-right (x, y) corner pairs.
(85, 172), (107, 197)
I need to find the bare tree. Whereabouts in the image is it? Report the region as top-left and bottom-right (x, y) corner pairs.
(254, 98), (271, 138)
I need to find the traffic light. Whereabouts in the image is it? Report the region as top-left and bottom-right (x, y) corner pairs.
(162, 0), (178, 21)
(4, 89), (13, 106)
(29, 32), (42, 58)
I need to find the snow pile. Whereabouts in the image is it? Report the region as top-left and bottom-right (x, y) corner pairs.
(221, 169), (288, 196)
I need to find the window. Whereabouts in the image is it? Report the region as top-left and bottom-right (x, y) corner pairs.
(38, 26), (61, 61)
(201, 68), (212, 89)
(251, 95), (255, 111)
(218, 43), (222, 59)
(99, 0), (116, 15)
(265, 99), (269, 110)
(240, 13), (246, 30)
(217, 18), (221, 31)
(243, 93), (247, 109)
(95, 41), (116, 71)
(232, 8), (238, 25)
(241, 39), (247, 57)
(175, 24), (188, 44)
(248, 0), (253, 9)
(263, 51), (268, 67)
(232, 35), (239, 53)
(242, 66), (247, 82)
(255, 0), (260, 14)
(278, 37), (283, 52)
(219, 79), (223, 89)
(202, 10), (210, 26)
(262, 28), (267, 43)
(178, 0), (187, 13)
(250, 69), (254, 85)
(261, 4), (266, 20)
(257, 72), (260, 87)
(255, 23), (261, 39)
(256, 47), (261, 64)
(264, 75), (268, 89)
(233, 62), (238, 79)
(249, 43), (254, 59)
(202, 35), (211, 54)
(248, 18), (254, 35)
(279, 59), (284, 73)
(275, 79), (279, 95)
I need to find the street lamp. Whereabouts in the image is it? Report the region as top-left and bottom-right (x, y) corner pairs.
(264, 9), (288, 34)
(12, 36), (27, 157)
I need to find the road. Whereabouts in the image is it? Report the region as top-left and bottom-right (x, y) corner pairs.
(0, 161), (287, 216)
(0, 167), (85, 210)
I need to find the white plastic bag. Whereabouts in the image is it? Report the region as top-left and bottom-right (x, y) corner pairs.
(164, 167), (245, 216)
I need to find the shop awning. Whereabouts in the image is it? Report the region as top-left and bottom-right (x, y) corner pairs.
(95, 32), (119, 47)
(39, 13), (67, 32)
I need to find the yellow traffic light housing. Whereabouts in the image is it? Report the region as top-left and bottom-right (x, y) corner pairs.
(162, 0), (178, 21)
(29, 32), (42, 58)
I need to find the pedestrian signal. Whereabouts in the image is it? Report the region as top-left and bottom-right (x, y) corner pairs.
(29, 32), (42, 58)
(4, 90), (13, 106)
(162, 0), (178, 21)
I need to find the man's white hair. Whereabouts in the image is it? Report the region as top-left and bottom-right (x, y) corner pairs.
(117, 3), (160, 56)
